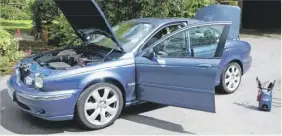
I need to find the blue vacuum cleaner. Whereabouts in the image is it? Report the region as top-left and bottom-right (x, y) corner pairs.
(256, 77), (276, 111)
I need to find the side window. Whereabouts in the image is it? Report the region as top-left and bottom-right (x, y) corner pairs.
(189, 25), (225, 57)
(141, 24), (185, 51)
(153, 30), (187, 58)
(166, 24), (184, 34)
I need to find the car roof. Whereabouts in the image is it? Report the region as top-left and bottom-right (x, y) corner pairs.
(127, 17), (203, 27)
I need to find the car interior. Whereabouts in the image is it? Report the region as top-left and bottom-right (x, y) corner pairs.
(142, 24), (184, 51)
(152, 25), (224, 58)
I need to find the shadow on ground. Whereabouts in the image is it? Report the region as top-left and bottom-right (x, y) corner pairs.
(233, 102), (259, 111)
(0, 89), (195, 135)
(120, 103), (195, 134)
(233, 98), (281, 111)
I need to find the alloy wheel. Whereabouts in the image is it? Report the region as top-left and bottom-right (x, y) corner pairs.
(224, 65), (241, 92)
(84, 87), (119, 126)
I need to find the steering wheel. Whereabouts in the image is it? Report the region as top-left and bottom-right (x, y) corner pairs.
(156, 50), (168, 57)
(153, 45), (169, 57)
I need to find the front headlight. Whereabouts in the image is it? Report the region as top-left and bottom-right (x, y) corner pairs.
(34, 77), (43, 89)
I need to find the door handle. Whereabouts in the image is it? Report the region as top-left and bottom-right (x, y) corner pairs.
(197, 64), (212, 68)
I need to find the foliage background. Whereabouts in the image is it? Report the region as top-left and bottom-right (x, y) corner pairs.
(0, 0), (228, 74)
(41, 0), (213, 46)
(0, 5), (30, 20)
(0, 0), (34, 20)
(0, 29), (24, 74)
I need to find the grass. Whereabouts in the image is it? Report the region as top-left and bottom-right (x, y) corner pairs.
(0, 19), (33, 34)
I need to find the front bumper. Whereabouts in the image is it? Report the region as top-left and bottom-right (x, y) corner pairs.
(7, 73), (81, 121)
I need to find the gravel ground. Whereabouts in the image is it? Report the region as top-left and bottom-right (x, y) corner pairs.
(0, 36), (281, 135)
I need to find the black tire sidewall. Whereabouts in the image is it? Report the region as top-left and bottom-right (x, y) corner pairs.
(220, 62), (242, 94)
(76, 83), (123, 130)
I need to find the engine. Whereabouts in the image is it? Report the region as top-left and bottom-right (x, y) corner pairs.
(34, 47), (121, 70)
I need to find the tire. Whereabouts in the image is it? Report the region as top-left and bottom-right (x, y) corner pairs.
(217, 62), (242, 94)
(75, 83), (123, 130)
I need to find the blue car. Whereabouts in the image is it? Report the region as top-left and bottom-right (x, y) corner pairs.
(7, 0), (252, 130)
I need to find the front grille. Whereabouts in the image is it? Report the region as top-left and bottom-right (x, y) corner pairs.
(17, 100), (31, 111)
(14, 96), (31, 111)
(19, 67), (30, 82)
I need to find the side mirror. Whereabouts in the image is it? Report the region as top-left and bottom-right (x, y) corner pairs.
(143, 48), (155, 60)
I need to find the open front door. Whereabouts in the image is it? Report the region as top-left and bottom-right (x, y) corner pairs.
(135, 22), (231, 113)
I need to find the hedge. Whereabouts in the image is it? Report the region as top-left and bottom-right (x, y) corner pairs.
(0, 29), (24, 74)
(0, 5), (30, 20)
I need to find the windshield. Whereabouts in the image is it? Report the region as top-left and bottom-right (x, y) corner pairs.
(89, 21), (155, 52)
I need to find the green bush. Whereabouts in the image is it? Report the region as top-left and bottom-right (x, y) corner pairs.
(95, 0), (213, 25)
(49, 14), (82, 47)
(0, 56), (11, 73)
(220, 1), (238, 6)
(0, 29), (24, 74)
(0, 5), (30, 20)
(0, 28), (19, 56)
(1, 0), (30, 4)
(138, 0), (212, 19)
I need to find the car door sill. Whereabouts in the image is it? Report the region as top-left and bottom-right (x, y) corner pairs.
(125, 100), (146, 107)
(137, 83), (214, 94)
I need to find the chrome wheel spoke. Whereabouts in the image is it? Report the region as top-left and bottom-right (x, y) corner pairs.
(230, 80), (234, 87)
(106, 106), (117, 115)
(235, 76), (240, 81)
(92, 91), (102, 101)
(235, 72), (240, 77)
(230, 81), (234, 88)
(85, 102), (98, 110)
(226, 70), (232, 77)
(88, 109), (100, 121)
(100, 110), (106, 123)
(102, 88), (110, 100)
(233, 66), (237, 73)
(106, 96), (117, 105)
(225, 77), (231, 83)
(231, 66), (236, 73)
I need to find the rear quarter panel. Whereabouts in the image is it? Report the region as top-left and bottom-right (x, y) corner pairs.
(215, 40), (252, 86)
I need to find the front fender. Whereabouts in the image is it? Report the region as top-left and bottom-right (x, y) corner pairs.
(77, 64), (136, 102)
(79, 70), (126, 89)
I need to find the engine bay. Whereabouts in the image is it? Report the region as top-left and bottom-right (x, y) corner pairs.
(34, 45), (123, 70)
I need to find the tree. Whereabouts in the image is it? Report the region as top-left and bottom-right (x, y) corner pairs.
(94, 0), (213, 25)
(35, 0), (214, 46)
(31, 0), (60, 33)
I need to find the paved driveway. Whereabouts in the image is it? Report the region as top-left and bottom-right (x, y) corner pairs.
(0, 36), (281, 135)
